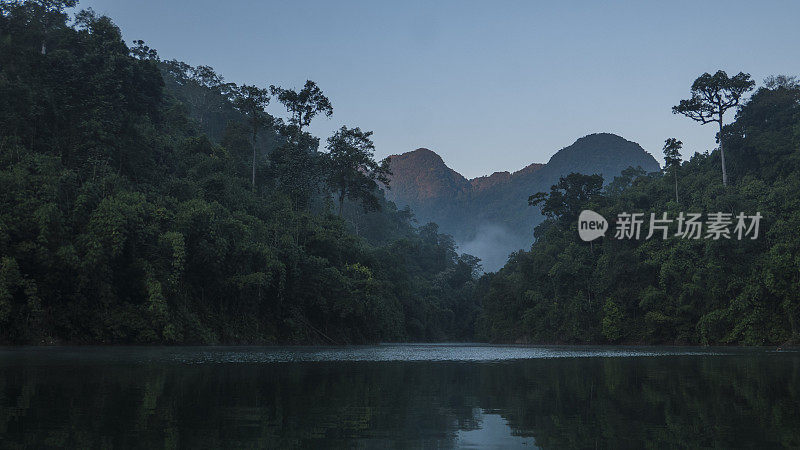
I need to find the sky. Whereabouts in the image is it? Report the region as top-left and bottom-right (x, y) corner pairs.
(74, 0), (800, 179)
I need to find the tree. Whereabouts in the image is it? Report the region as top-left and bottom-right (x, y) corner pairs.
(601, 299), (624, 342)
(662, 138), (682, 204)
(529, 172), (604, 221)
(763, 75), (799, 90)
(725, 78), (800, 180)
(20, 0), (78, 55)
(325, 126), (391, 215)
(185, 65), (228, 130)
(673, 70), (755, 186)
(130, 39), (159, 60)
(270, 132), (322, 210)
(270, 80), (332, 133)
(0, 0), (485, 346)
(232, 85), (270, 187)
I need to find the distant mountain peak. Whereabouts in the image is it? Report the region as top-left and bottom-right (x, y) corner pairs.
(512, 162), (546, 177)
(577, 132), (628, 142)
(391, 147), (446, 164)
(547, 133), (660, 172)
(385, 134), (660, 271)
(470, 171), (511, 191)
(545, 133), (660, 178)
(387, 148), (469, 203)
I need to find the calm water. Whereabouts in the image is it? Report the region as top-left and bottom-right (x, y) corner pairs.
(0, 344), (798, 448)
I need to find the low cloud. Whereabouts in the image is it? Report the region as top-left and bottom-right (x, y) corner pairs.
(458, 224), (531, 272)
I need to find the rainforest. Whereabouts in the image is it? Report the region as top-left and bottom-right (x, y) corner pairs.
(1, 1), (800, 349)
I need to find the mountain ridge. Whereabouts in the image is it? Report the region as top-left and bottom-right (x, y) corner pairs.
(385, 133), (660, 270)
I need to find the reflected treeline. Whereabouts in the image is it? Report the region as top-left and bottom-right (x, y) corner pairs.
(1, 355), (799, 448)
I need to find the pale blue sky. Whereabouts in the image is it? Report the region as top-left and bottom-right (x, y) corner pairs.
(75, 0), (800, 178)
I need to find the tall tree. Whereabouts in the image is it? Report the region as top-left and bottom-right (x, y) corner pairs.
(130, 39), (159, 60)
(186, 65), (229, 131)
(232, 85), (270, 187)
(673, 70), (754, 186)
(25, 0), (77, 55)
(763, 75), (799, 90)
(270, 80), (333, 133)
(662, 138), (682, 204)
(325, 126), (391, 215)
(529, 172), (603, 221)
(270, 132), (322, 210)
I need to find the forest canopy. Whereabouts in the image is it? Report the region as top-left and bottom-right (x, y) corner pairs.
(478, 75), (800, 346)
(0, 0), (481, 344)
(2, 1), (799, 347)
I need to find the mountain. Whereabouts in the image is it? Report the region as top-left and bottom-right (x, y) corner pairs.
(384, 133), (660, 270)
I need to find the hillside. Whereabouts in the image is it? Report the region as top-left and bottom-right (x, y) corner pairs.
(385, 133), (660, 270)
(477, 79), (800, 346)
(0, 3), (481, 344)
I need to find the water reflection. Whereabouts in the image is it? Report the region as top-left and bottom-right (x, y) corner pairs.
(0, 345), (798, 448)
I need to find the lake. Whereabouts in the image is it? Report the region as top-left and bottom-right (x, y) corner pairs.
(1, 344), (798, 448)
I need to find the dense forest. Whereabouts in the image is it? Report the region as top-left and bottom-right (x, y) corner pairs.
(3, 1), (800, 347)
(478, 73), (800, 346)
(0, 1), (481, 344)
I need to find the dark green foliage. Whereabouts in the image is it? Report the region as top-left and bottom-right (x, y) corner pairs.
(662, 138), (682, 170)
(478, 78), (800, 346)
(0, 2), (480, 344)
(673, 70), (756, 186)
(4, 1), (797, 348)
(324, 126), (391, 215)
(231, 84), (271, 187)
(663, 138), (682, 203)
(528, 172), (603, 221)
(270, 80), (333, 132)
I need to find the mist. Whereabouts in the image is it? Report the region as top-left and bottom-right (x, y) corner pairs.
(457, 224), (532, 272)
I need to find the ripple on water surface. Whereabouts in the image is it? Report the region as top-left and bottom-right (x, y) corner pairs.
(0, 343), (777, 366)
(174, 343), (734, 364)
